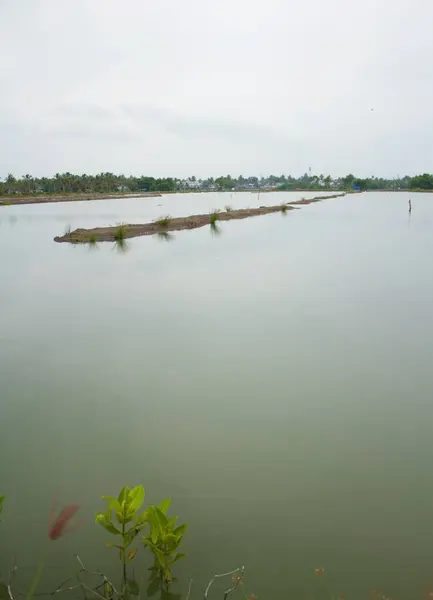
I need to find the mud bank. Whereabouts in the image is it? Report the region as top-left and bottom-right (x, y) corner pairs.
(54, 193), (346, 244)
(0, 192), (161, 206)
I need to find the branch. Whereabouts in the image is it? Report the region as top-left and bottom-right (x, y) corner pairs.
(204, 567), (244, 600)
(74, 555), (121, 599)
(185, 579), (193, 600)
(7, 560), (18, 600)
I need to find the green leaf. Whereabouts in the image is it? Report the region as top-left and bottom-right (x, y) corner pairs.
(123, 527), (140, 547)
(164, 534), (179, 551)
(158, 497), (171, 515)
(173, 524), (187, 538)
(152, 547), (166, 568)
(116, 511), (133, 525)
(135, 508), (149, 525)
(95, 513), (122, 535)
(128, 485), (145, 512)
(117, 486), (130, 505)
(154, 507), (168, 528)
(150, 526), (159, 545)
(170, 553), (186, 565)
(126, 579), (140, 596)
(102, 496), (121, 512)
(146, 574), (161, 597)
(167, 516), (178, 529)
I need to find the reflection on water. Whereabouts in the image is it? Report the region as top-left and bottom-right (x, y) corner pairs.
(113, 237), (130, 254)
(156, 231), (175, 243)
(209, 221), (222, 237)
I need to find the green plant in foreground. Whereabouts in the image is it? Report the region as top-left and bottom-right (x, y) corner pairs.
(96, 485), (148, 591)
(96, 485), (186, 593)
(142, 499), (187, 590)
(156, 215), (171, 227)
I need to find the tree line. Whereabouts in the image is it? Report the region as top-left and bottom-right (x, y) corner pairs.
(1, 172), (432, 195)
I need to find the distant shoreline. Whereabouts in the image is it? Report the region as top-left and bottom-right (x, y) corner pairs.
(2, 188), (422, 209)
(54, 193), (345, 244)
(0, 191), (162, 206)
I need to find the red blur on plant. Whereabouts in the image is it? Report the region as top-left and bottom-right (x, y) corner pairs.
(48, 501), (83, 540)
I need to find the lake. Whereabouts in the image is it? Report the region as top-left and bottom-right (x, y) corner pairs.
(1, 191), (433, 600)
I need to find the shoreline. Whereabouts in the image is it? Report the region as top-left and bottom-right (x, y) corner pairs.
(0, 191), (162, 206)
(54, 193), (345, 244)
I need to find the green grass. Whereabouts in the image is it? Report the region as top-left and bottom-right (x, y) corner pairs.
(224, 204), (233, 212)
(156, 215), (171, 227)
(88, 233), (99, 245)
(209, 209), (220, 225)
(1, 201), (12, 206)
(280, 203), (289, 213)
(114, 224), (127, 241)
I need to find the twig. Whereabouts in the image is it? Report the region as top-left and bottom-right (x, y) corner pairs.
(223, 567), (244, 600)
(7, 560), (18, 600)
(74, 554), (121, 598)
(204, 567), (244, 600)
(185, 579), (193, 600)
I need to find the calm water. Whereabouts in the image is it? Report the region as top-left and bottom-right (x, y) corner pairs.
(1, 191), (433, 600)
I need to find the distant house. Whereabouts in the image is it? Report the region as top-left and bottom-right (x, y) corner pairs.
(117, 185), (130, 192)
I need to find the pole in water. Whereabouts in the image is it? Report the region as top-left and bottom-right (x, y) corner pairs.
(408, 199), (412, 212)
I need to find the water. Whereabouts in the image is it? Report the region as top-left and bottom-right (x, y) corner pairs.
(1, 191), (433, 600)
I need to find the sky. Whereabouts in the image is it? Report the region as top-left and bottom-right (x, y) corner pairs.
(1, 0), (432, 179)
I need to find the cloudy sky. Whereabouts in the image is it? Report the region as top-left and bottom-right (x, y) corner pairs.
(1, 0), (432, 178)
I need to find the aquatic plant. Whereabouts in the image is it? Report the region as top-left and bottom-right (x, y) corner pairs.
(224, 204), (233, 212)
(156, 215), (171, 227)
(209, 209), (220, 225)
(88, 233), (99, 245)
(114, 224), (127, 241)
(280, 203), (289, 214)
(96, 485), (186, 593)
(142, 499), (187, 590)
(96, 485), (148, 591)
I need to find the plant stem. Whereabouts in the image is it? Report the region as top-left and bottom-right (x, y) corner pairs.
(121, 523), (127, 590)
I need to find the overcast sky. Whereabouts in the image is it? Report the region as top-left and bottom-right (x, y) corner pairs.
(1, 0), (432, 178)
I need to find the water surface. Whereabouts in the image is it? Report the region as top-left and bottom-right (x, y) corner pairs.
(1, 191), (433, 600)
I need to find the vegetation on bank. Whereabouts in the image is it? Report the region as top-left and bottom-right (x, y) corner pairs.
(1, 171), (432, 198)
(53, 194), (344, 244)
(0, 489), (255, 600)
